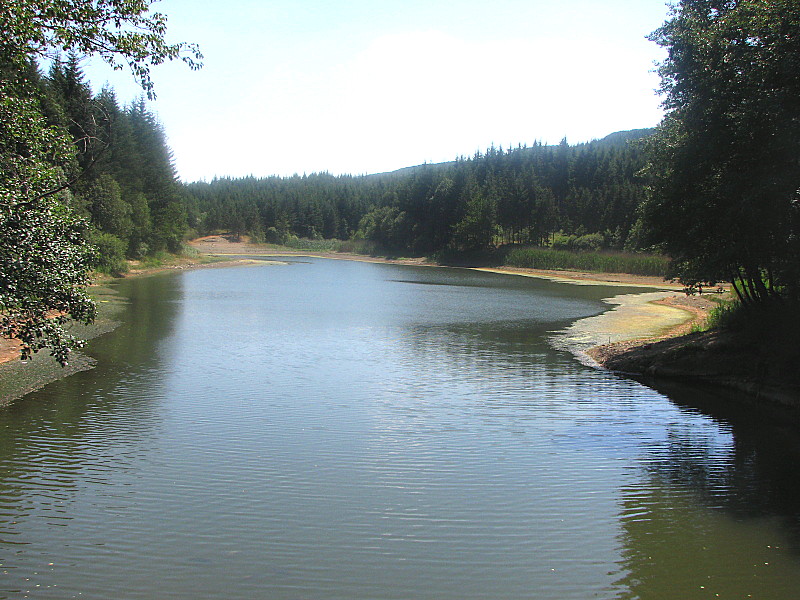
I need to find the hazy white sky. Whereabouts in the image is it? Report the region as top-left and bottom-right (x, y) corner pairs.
(83, 0), (672, 182)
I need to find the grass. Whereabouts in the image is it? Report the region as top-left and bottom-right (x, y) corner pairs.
(703, 298), (743, 331)
(282, 237), (343, 252)
(503, 246), (670, 277)
(278, 237), (381, 256)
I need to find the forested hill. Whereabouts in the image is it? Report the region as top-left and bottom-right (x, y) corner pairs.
(13, 51), (656, 270)
(593, 128), (654, 148)
(362, 128), (654, 179)
(186, 130), (654, 255)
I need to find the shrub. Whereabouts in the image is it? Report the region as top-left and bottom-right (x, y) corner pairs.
(90, 231), (128, 275)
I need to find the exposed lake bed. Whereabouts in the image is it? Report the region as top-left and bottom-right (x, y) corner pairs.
(0, 258), (799, 598)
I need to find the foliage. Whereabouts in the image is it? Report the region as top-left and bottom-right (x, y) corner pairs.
(0, 0), (202, 99)
(0, 0), (200, 363)
(89, 230), (128, 275)
(701, 298), (744, 332)
(451, 184), (498, 251)
(642, 0), (800, 307)
(0, 85), (96, 363)
(282, 237), (344, 252)
(356, 206), (411, 250)
(551, 232), (605, 252)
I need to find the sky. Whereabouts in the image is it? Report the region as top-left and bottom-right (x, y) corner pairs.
(82, 0), (673, 182)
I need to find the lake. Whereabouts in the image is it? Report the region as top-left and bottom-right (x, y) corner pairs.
(1, 258), (799, 599)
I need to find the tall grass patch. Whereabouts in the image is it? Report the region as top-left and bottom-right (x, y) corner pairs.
(504, 247), (669, 277)
(282, 237), (344, 252)
(282, 237), (380, 256)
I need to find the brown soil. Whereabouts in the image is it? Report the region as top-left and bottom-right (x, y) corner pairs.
(0, 338), (21, 364)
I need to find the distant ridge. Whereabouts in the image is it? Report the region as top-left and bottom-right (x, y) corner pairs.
(593, 128), (655, 147)
(369, 128), (656, 178)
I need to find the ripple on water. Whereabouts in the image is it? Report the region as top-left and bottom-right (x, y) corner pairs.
(0, 261), (798, 599)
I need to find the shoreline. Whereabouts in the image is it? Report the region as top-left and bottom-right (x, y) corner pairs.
(0, 238), (710, 406)
(177, 244), (800, 406)
(1, 239), (691, 370)
(551, 291), (709, 367)
(189, 237), (703, 354)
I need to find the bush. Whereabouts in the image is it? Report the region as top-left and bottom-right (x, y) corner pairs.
(551, 232), (605, 251)
(90, 231), (128, 275)
(264, 227), (286, 245)
(550, 232), (575, 250)
(572, 233), (604, 251)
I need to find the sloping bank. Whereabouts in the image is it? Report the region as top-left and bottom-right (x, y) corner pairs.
(0, 285), (124, 405)
(587, 315), (800, 409)
(479, 265), (799, 408)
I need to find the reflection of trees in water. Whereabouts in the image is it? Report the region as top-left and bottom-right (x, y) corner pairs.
(96, 273), (185, 371)
(615, 482), (800, 599)
(649, 380), (800, 537)
(614, 380), (800, 598)
(0, 273), (184, 557)
(400, 319), (578, 378)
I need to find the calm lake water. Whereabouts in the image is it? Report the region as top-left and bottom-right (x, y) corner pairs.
(1, 258), (800, 599)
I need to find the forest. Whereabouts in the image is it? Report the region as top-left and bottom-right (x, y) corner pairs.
(15, 52), (657, 271)
(186, 130), (652, 258)
(15, 54), (190, 276)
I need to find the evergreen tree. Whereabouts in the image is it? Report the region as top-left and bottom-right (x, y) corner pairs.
(0, 0), (201, 363)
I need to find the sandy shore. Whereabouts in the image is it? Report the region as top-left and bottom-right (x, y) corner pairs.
(585, 294), (716, 364)
(551, 292), (713, 366)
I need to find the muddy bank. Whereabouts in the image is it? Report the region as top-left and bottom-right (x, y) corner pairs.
(591, 328), (800, 408)
(588, 295), (800, 407)
(0, 286), (124, 405)
(551, 291), (698, 366)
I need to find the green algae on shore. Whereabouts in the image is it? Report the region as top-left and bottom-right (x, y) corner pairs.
(0, 286), (125, 406)
(551, 291), (693, 366)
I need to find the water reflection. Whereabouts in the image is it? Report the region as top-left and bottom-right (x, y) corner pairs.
(614, 381), (800, 597)
(645, 381), (800, 541)
(0, 274), (182, 596)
